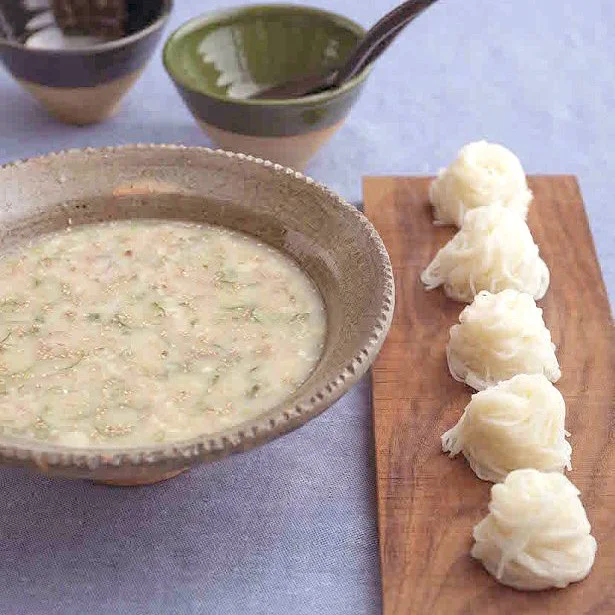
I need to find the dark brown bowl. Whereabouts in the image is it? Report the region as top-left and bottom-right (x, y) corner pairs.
(0, 145), (394, 485)
(0, 0), (172, 124)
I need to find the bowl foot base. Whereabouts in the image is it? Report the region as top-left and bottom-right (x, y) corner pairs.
(95, 468), (187, 487)
(18, 69), (142, 126)
(197, 118), (345, 171)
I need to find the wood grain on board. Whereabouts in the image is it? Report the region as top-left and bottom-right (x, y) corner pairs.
(363, 176), (614, 615)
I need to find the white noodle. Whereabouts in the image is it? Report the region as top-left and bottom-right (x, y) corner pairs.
(421, 205), (549, 303)
(446, 289), (560, 390)
(441, 374), (572, 483)
(472, 469), (597, 590)
(429, 141), (532, 227)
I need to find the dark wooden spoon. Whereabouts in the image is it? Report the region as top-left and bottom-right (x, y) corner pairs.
(250, 0), (439, 100)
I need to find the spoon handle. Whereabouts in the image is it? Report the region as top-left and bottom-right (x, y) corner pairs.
(334, 0), (439, 86)
(355, 20), (411, 76)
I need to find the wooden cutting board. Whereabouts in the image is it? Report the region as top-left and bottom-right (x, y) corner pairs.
(363, 176), (614, 615)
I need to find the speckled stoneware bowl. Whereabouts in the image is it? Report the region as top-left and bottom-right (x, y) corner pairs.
(163, 5), (370, 171)
(0, 0), (172, 125)
(0, 145), (394, 485)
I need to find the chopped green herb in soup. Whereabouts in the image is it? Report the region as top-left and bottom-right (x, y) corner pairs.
(0, 221), (326, 446)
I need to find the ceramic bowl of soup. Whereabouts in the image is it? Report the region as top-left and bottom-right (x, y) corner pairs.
(163, 5), (370, 171)
(0, 145), (394, 485)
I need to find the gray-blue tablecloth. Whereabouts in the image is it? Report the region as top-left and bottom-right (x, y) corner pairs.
(0, 1), (613, 614)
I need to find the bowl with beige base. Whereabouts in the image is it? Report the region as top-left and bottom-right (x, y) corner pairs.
(0, 0), (172, 125)
(163, 5), (370, 171)
(0, 145), (394, 485)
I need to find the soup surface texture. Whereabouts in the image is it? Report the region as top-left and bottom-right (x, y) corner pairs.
(0, 220), (326, 447)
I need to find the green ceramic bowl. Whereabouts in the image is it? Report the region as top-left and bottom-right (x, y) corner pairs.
(163, 4), (369, 170)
